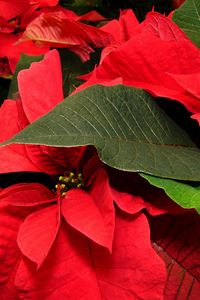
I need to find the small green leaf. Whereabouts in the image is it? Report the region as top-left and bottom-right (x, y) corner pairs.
(8, 54), (44, 99)
(141, 173), (200, 213)
(173, 0), (200, 48)
(4, 84), (200, 181)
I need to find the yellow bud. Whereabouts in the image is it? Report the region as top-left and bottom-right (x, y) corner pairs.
(78, 173), (83, 180)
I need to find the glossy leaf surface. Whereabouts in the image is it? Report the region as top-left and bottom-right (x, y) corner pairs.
(6, 84), (200, 181)
(173, 0), (200, 47)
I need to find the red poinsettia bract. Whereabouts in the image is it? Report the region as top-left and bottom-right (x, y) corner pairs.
(0, 0), (60, 75)
(77, 10), (200, 121)
(0, 174), (167, 299)
(20, 8), (113, 62)
(0, 2), (109, 76)
(0, 49), (85, 174)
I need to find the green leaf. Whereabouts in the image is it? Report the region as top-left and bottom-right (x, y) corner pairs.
(8, 54), (44, 100)
(173, 0), (200, 48)
(4, 84), (200, 181)
(140, 173), (200, 213)
(59, 49), (100, 97)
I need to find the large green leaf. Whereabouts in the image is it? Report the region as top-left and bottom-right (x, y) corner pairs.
(173, 0), (200, 48)
(8, 54), (44, 100)
(4, 84), (200, 181)
(141, 173), (200, 213)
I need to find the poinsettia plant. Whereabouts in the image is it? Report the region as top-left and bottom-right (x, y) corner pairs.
(0, 0), (200, 299)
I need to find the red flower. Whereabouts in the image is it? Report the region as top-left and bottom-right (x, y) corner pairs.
(0, 173), (167, 299)
(77, 10), (200, 120)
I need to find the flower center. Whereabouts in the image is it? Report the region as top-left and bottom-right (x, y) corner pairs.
(55, 172), (84, 197)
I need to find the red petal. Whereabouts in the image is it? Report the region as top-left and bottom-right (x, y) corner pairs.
(21, 11), (113, 55)
(69, 44), (93, 62)
(31, 0), (59, 7)
(18, 49), (63, 123)
(109, 171), (184, 216)
(0, 146), (41, 173)
(24, 144), (66, 175)
(101, 19), (123, 43)
(0, 100), (40, 173)
(77, 10), (105, 22)
(0, 0), (29, 20)
(151, 212), (200, 299)
(78, 14), (200, 114)
(17, 205), (60, 268)
(0, 33), (49, 73)
(168, 73), (200, 112)
(0, 100), (21, 142)
(24, 144), (86, 175)
(91, 212), (166, 299)
(0, 183), (55, 207)
(119, 9), (140, 40)
(62, 183), (114, 250)
(112, 187), (147, 214)
(100, 9), (140, 62)
(40, 144), (86, 172)
(141, 12), (188, 41)
(191, 113), (200, 125)
(15, 213), (166, 299)
(0, 203), (30, 299)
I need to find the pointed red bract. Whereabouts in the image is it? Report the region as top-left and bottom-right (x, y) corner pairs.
(0, 202), (32, 299)
(76, 10), (105, 22)
(0, 50), (79, 175)
(18, 205), (60, 268)
(62, 188), (114, 251)
(191, 113), (200, 125)
(0, 100), (40, 173)
(0, 183), (55, 207)
(0, 4), (105, 72)
(18, 49), (63, 122)
(109, 170), (184, 216)
(0, 0), (30, 21)
(15, 213), (166, 300)
(20, 10), (113, 61)
(140, 12), (188, 41)
(32, 0), (59, 7)
(0, 33), (49, 73)
(77, 11), (200, 117)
